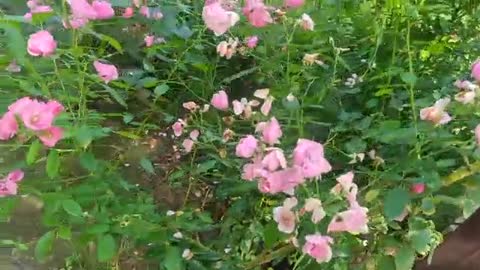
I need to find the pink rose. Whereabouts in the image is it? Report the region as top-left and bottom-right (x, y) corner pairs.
(210, 90), (229, 110)
(145, 35), (155, 47)
(19, 100), (55, 131)
(63, 16), (89, 29)
(0, 112), (18, 140)
(67, 0), (97, 20)
(293, 139), (332, 178)
(6, 170), (24, 183)
(182, 139), (194, 153)
(302, 234), (333, 263)
(242, 159), (267, 181)
(262, 117), (282, 145)
(327, 206), (369, 234)
(243, 0), (272, 28)
(92, 0), (115, 20)
(37, 126), (64, 147)
(0, 180), (19, 197)
(235, 135), (258, 158)
(202, 2), (239, 36)
(259, 166), (304, 194)
(123, 7), (134, 18)
(261, 149), (287, 171)
(93, 61), (118, 83)
(27, 30), (57, 57)
(172, 120), (184, 137)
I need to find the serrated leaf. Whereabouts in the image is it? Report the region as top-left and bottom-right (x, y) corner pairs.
(27, 140), (42, 165)
(0, 20), (27, 64)
(164, 246), (183, 270)
(88, 31), (123, 53)
(103, 85), (127, 108)
(46, 150), (60, 179)
(97, 234), (116, 262)
(384, 188), (410, 220)
(62, 199), (83, 217)
(394, 246), (415, 270)
(140, 157), (155, 174)
(35, 230), (55, 263)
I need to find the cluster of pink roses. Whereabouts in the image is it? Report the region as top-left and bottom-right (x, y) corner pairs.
(0, 97), (64, 147)
(63, 0), (114, 29)
(0, 170), (25, 198)
(202, 0), (306, 36)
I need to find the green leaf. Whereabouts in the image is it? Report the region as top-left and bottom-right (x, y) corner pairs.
(140, 157), (155, 174)
(196, 160), (217, 174)
(86, 224), (110, 234)
(263, 222), (280, 249)
(62, 199), (83, 217)
(377, 255), (395, 270)
(421, 197), (436, 216)
(46, 150), (60, 179)
(154, 83), (170, 97)
(0, 20), (27, 64)
(400, 72), (417, 85)
(26, 140), (42, 165)
(103, 85), (127, 108)
(88, 31), (123, 53)
(58, 226), (72, 240)
(79, 152), (98, 172)
(164, 246), (183, 270)
(384, 188), (410, 220)
(139, 77), (159, 88)
(35, 230), (55, 263)
(394, 246), (415, 270)
(97, 234), (116, 262)
(410, 229), (431, 253)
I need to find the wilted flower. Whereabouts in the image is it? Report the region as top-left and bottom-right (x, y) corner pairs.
(299, 13), (314, 31)
(303, 198), (326, 224)
(419, 97), (452, 125)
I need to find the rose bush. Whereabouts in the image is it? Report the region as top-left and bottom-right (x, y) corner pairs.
(1, 0), (480, 269)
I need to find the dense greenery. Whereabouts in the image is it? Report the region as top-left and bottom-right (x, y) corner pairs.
(2, 0), (480, 269)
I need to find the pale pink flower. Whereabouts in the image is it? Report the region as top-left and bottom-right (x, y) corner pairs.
(419, 97), (452, 125)
(246, 36), (259, 48)
(273, 197), (298, 233)
(19, 100), (55, 131)
(6, 170), (24, 183)
(262, 117), (282, 145)
(243, 0), (273, 28)
(235, 135), (258, 158)
(411, 183), (425, 194)
(172, 120), (184, 137)
(93, 61), (118, 83)
(123, 7), (134, 18)
(285, 0), (304, 8)
(63, 16), (89, 29)
(67, 0), (97, 20)
(190, 129), (200, 141)
(472, 60), (480, 81)
(259, 166), (304, 194)
(202, 2), (239, 36)
(139, 6), (150, 17)
(37, 126), (63, 147)
(145, 35), (155, 47)
(92, 0), (114, 19)
(327, 206), (369, 234)
(27, 30), (57, 57)
(260, 96), (273, 116)
(255, 121), (267, 133)
(182, 139), (195, 153)
(475, 124), (480, 145)
(152, 9), (163, 20)
(455, 91), (476, 104)
(331, 171), (354, 195)
(0, 112), (18, 140)
(210, 90), (229, 110)
(261, 149), (287, 171)
(293, 139), (332, 178)
(302, 234), (333, 263)
(303, 198), (325, 224)
(8, 97), (33, 114)
(299, 13), (314, 31)
(242, 159), (267, 181)
(217, 41), (229, 58)
(455, 80), (478, 91)
(183, 101), (199, 111)
(254, 88), (270, 99)
(232, 100), (244, 115)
